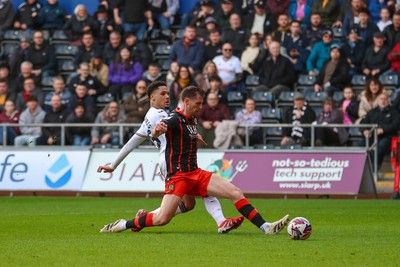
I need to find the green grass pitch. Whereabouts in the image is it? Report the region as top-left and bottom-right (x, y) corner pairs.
(0, 197), (399, 267)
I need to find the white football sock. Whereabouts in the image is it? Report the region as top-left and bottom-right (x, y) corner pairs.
(203, 196), (226, 225)
(150, 204), (183, 215)
(260, 222), (271, 233)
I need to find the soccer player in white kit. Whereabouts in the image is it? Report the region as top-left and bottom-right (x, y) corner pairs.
(98, 81), (244, 234)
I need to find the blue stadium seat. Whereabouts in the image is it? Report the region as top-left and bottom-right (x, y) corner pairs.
(304, 91), (327, 107)
(276, 91), (295, 108)
(261, 107), (281, 123)
(333, 91), (344, 103)
(252, 91), (274, 107)
(379, 73), (399, 90)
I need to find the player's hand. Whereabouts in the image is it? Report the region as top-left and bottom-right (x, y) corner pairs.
(153, 122), (167, 137)
(197, 134), (207, 146)
(97, 165), (114, 173)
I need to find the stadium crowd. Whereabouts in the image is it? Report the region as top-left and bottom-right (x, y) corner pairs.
(0, 0), (400, 161)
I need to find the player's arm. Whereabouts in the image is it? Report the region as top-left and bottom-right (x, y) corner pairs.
(151, 122), (168, 139)
(97, 133), (147, 173)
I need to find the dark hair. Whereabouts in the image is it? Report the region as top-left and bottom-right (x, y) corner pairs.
(148, 63), (160, 69)
(365, 78), (383, 102)
(147, 81), (167, 97)
(208, 74), (222, 83)
(175, 65), (193, 82)
(290, 20), (301, 26)
(114, 46), (132, 72)
(26, 95), (38, 102)
(181, 86), (204, 101)
(0, 78), (7, 84)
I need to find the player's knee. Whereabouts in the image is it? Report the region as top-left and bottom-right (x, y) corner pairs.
(158, 214), (173, 226)
(182, 198), (195, 212)
(230, 186), (245, 202)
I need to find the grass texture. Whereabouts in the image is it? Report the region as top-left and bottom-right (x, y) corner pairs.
(0, 197), (399, 267)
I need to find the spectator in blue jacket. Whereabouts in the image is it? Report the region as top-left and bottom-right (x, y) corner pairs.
(306, 29), (338, 75)
(168, 25), (205, 74)
(108, 47), (143, 100)
(288, 0), (314, 27)
(35, 0), (67, 30)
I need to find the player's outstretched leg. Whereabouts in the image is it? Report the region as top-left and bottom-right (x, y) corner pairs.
(100, 219), (127, 233)
(206, 173), (290, 234)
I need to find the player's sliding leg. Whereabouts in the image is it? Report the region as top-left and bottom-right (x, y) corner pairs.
(206, 173), (290, 234)
(147, 194), (195, 215)
(203, 196), (244, 234)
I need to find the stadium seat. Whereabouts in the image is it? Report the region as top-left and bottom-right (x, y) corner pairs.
(304, 91), (327, 107)
(264, 126), (283, 146)
(41, 76), (55, 89)
(3, 30), (21, 41)
(122, 92), (131, 102)
(389, 91), (398, 103)
(281, 144), (302, 149)
(58, 59), (75, 76)
(148, 29), (170, 46)
(51, 30), (69, 44)
(154, 43), (172, 60)
(96, 93), (115, 113)
(332, 27), (343, 39)
(276, 91), (295, 108)
(227, 91), (245, 105)
(297, 74), (317, 86)
(54, 44), (78, 60)
(261, 107), (281, 123)
(1, 43), (19, 55)
(379, 73), (399, 90)
(347, 127), (363, 146)
(175, 29), (184, 39)
(333, 91), (344, 103)
(252, 91), (274, 107)
(253, 144), (274, 149)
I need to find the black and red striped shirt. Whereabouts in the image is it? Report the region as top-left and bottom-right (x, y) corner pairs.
(162, 108), (199, 176)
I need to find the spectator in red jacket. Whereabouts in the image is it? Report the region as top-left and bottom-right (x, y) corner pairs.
(388, 42), (400, 74)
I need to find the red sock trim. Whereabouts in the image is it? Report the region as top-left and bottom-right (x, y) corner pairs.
(134, 217), (140, 228)
(145, 213), (154, 227)
(235, 198), (250, 210)
(248, 209), (259, 221)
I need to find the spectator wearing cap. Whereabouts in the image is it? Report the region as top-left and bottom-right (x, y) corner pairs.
(213, 42), (244, 93)
(103, 31), (123, 65)
(113, 0), (153, 41)
(14, 95), (45, 147)
(314, 44), (351, 96)
(281, 92), (316, 147)
(267, 0), (290, 17)
(14, 0), (42, 30)
(168, 25), (205, 74)
(190, 0), (216, 29)
(383, 11), (400, 49)
(345, 8), (379, 47)
(302, 13), (326, 48)
(204, 29), (223, 62)
(65, 103), (94, 146)
(74, 32), (102, 69)
(124, 32), (153, 70)
(24, 30), (56, 78)
(288, 0), (313, 27)
(256, 41), (297, 98)
(341, 27), (366, 76)
(196, 15), (219, 43)
(63, 4), (99, 44)
(342, 0), (365, 37)
(89, 54), (109, 87)
(222, 13), (249, 56)
(282, 20), (310, 74)
(311, 0), (340, 27)
(215, 0), (237, 31)
(0, 0), (14, 35)
(94, 4), (115, 47)
(306, 29), (338, 75)
(68, 62), (106, 99)
(8, 35), (31, 79)
(35, 0), (67, 30)
(68, 81), (96, 116)
(44, 76), (72, 112)
(244, 0), (277, 37)
(273, 14), (291, 44)
(362, 32), (391, 78)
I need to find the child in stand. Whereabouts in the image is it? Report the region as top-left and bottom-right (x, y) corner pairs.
(340, 86), (359, 125)
(377, 7), (393, 32)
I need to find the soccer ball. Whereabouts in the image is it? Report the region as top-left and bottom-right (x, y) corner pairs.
(287, 217), (312, 240)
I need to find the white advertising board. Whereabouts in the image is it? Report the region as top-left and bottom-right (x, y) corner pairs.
(0, 151), (90, 191)
(82, 150), (224, 192)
